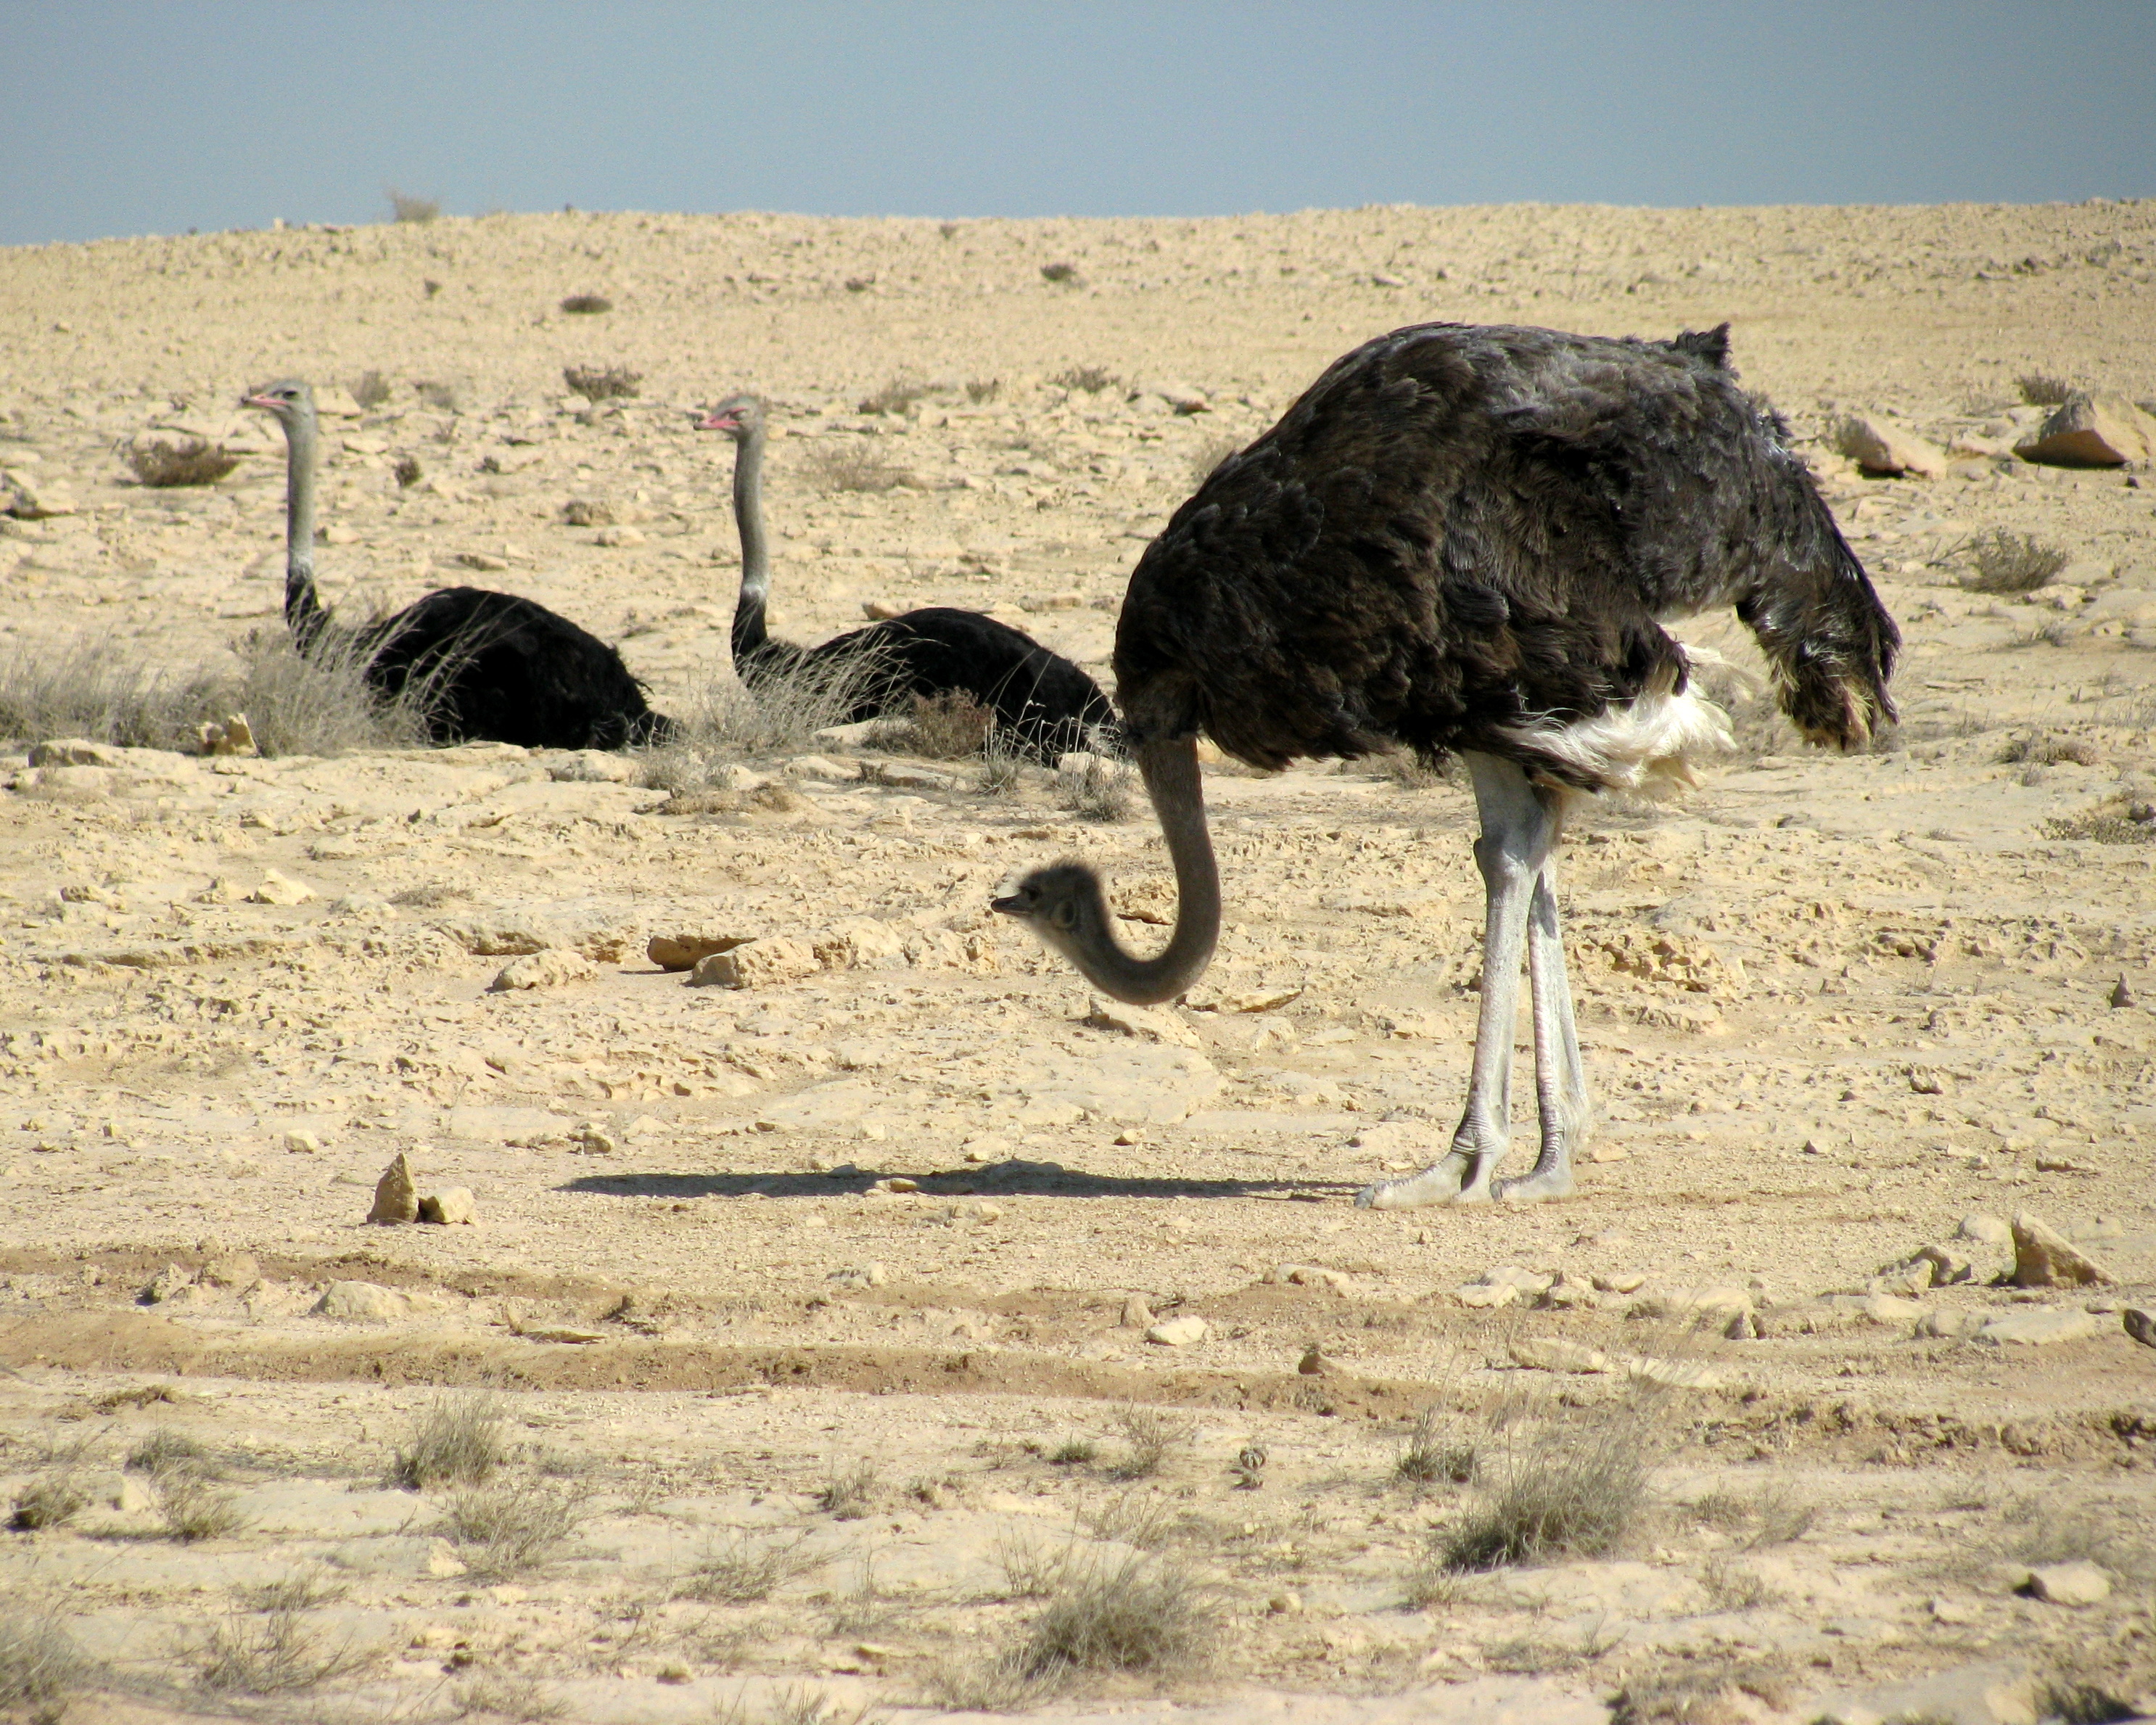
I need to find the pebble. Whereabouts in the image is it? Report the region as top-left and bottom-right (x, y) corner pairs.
(367, 1153), (419, 1224)
(1145, 1314), (1209, 1346)
(2125, 1306), (2155, 1349)
(283, 1129), (321, 1154)
(2021, 1560), (2111, 1605)
(1456, 1265), (1552, 1308)
(1836, 413), (1946, 477)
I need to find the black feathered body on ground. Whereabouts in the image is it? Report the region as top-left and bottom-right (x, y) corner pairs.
(244, 380), (672, 752)
(699, 395), (1118, 762)
(993, 321), (1898, 1214)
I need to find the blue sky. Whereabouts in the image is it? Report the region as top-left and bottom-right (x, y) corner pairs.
(6, 1), (2151, 246)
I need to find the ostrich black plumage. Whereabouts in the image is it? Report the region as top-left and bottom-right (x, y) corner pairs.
(992, 322), (1898, 1210)
(243, 380), (672, 751)
(698, 395), (1117, 762)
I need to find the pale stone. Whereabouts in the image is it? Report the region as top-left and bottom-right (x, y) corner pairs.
(690, 936), (820, 989)
(2015, 391), (2156, 466)
(648, 934), (747, 972)
(144, 1263), (196, 1303)
(315, 1280), (416, 1322)
(1811, 1660), (2036, 1725)
(367, 1152), (419, 1224)
(487, 948), (596, 992)
(1838, 414), (1946, 477)
(28, 738), (125, 767)
(1975, 1307), (2100, 1347)
(1917, 1308), (1987, 1339)
(1145, 1314), (1209, 1346)
(2010, 1211), (2118, 1287)
(284, 1129), (321, 1154)
(2023, 1560), (2110, 1605)
(1624, 1356), (1725, 1390)
(1119, 1296), (1153, 1327)
(201, 1252), (260, 1288)
(418, 1187), (475, 1224)
(1958, 1212), (2012, 1246)
(1509, 1336), (1612, 1374)
(1626, 1283), (1754, 1323)
(1084, 997), (1201, 1048)
(252, 869), (316, 905)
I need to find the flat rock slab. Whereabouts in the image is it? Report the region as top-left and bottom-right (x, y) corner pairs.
(1810, 1658), (2035, 1725)
(1975, 1307), (2101, 1347)
(2021, 1560), (2112, 1605)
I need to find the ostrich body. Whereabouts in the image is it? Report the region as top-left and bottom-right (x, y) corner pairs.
(992, 322), (1898, 1209)
(699, 395), (1117, 762)
(244, 380), (672, 751)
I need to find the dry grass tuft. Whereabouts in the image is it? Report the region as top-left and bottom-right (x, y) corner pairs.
(815, 1460), (879, 1520)
(1686, 1481), (1814, 1549)
(0, 1610), (86, 1720)
(559, 293), (612, 315)
(1023, 1551), (1214, 1681)
(1106, 1407), (1187, 1481)
(1060, 754), (1136, 822)
(442, 1478), (587, 1577)
(393, 452), (424, 487)
(1436, 1398), (1660, 1571)
(857, 377), (933, 416)
(126, 1428), (210, 1475)
(390, 1393), (504, 1491)
(563, 363), (641, 400)
(2017, 371), (2074, 406)
(9, 1475), (86, 1532)
(1999, 732), (2100, 767)
(678, 1530), (823, 1604)
(2045, 800), (2156, 844)
(1047, 1437), (1097, 1467)
(159, 1468), (249, 1542)
(1396, 1406), (1478, 1488)
(892, 690), (993, 759)
(638, 650), (889, 781)
(192, 1602), (371, 1695)
(710, 1684), (875, 1725)
(1962, 527), (2069, 595)
(966, 377), (1000, 403)
(1040, 263), (1082, 285)
(1610, 1660), (1792, 1724)
(353, 369), (392, 409)
(453, 1670), (566, 1721)
(803, 439), (907, 495)
(992, 1526), (1077, 1600)
(1377, 747), (1452, 791)
(1051, 364), (1117, 392)
(129, 437), (241, 487)
(1997, 1493), (2155, 1583)
(1077, 1490), (1177, 1549)
(387, 188), (440, 224)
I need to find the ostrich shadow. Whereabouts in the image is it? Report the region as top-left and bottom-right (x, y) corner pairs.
(556, 1156), (1357, 1203)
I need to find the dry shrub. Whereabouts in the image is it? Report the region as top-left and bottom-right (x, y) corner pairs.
(680, 1529), (823, 1604)
(2017, 371), (2074, 406)
(803, 440), (905, 494)
(1023, 1551), (1213, 1681)
(390, 1392), (503, 1491)
(129, 437), (240, 487)
(1106, 1406), (1186, 1481)
(637, 649), (888, 781)
(977, 736), (1028, 796)
(1377, 746), (1451, 791)
(352, 369), (392, 409)
(454, 1671), (565, 1721)
(9, 1476), (85, 1532)
(160, 1468), (247, 1542)
(192, 1603), (370, 1695)
(417, 379), (460, 411)
(1077, 1491), (1175, 1549)
(815, 1460), (878, 1519)
(0, 1610), (86, 1720)
(387, 188), (440, 224)
(897, 690), (992, 759)
(1047, 1437), (1097, 1467)
(1962, 527), (2069, 594)
(966, 377), (1000, 403)
(1437, 1396), (1660, 1571)
(2046, 800), (2156, 844)
(1060, 754), (1136, 822)
(1610, 1660), (1792, 1724)
(443, 1478), (585, 1578)
(1686, 1481), (1813, 1549)
(392, 452), (423, 487)
(1051, 364), (1117, 392)
(1997, 1493), (2155, 1583)
(1396, 1405), (1477, 1488)
(563, 363), (641, 400)
(1999, 732), (2100, 767)
(710, 1684), (872, 1725)
(559, 293), (612, 315)
(992, 1526), (1076, 1599)
(1040, 262), (1082, 285)
(857, 377), (932, 416)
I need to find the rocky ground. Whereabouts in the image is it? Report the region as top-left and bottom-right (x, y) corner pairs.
(0, 200), (2152, 1724)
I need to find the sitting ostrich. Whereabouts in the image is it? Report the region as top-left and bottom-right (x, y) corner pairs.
(992, 322), (1897, 1209)
(244, 380), (672, 750)
(699, 394), (1117, 762)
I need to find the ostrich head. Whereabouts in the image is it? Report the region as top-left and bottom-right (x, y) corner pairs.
(697, 393), (765, 442)
(242, 378), (316, 436)
(989, 862), (1111, 968)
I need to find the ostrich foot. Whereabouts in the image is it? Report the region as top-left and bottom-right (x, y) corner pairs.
(1494, 1164), (1576, 1204)
(1354, 1148), (1496, 1209)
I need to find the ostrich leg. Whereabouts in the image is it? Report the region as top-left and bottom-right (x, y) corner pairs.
(1357, 754), (1564, 1209)
(1495, 829), (1589, 1202)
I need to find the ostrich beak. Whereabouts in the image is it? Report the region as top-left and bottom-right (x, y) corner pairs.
(988, 892), (1029, 918)
(242, 394), (277, 412)
(697, 411), (738, 432)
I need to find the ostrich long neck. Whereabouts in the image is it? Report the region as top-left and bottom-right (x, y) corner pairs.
(730, 424), (771, 666)
(1071, 736), (1221, 1004)
(280, 410), (326, 646)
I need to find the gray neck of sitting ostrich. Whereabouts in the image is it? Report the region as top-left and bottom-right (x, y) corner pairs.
(731, 424), (771, 664)
(281, 410), (323, 627)
(1072, 736), (1222, 1005)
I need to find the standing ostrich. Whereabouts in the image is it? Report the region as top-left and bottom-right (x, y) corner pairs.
(991, 323), (1897, 1209)
(244, 379), (672, 750)
(699, 395), (1117, 762)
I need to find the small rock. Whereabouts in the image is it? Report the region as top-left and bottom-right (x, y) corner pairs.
(1296, 1346), (1336, 1376)
(875, 1177), (918, 1193)
(572, 1125), (618, 1156)
(593, 525), (646, 547)
(688, 936), (820, 989)
(487, 948), (596, 992)
(201, 1253), (260, 1289)
(1975, 1307), (2100, 1347)
(197, 715), (257, 757)
(1509, 1336), (1612, 1375)
(1119, 1296), (1154, 1328)
(2110, 975), (2135, 1009)
(1957, 1211), (2012, 1246)
(283, 1129), (321, 1154)
(2124, 1306), (2155, 1349)
(1590, 1270), (1648, 1295)
(1145, 1314), (1209, 1346)
(252, 869), (316, 905)
(828, 1262), (888, 1290)
(28, 738), (126, 768)
(2015, 391), (2156, 467)
(2010, 1211), (2118, 1287)
(418, 1187), (476, 1225)
(1535, 1272), (1601, 1310)
(1084, 997), (1201, 1048)
(5, 470), (78, 519)
(367, 1152), (419, 1224)
(1626, 1283), (1753, 1324)
(1624, 1356), (1725, 1390)
(1456, 1265), (1553, 1309)
(1838, 414), (1946, 477)
(2021, 1560), (2111, 1605)
(143, 1263), (196, 1304)
(647, 934), (747, 971)
(1916, 1308), (1987, 1339)
(314, 1280), (417, 1322)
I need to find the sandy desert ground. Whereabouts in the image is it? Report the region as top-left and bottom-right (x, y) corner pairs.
(0, 198), (2152, 1725)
